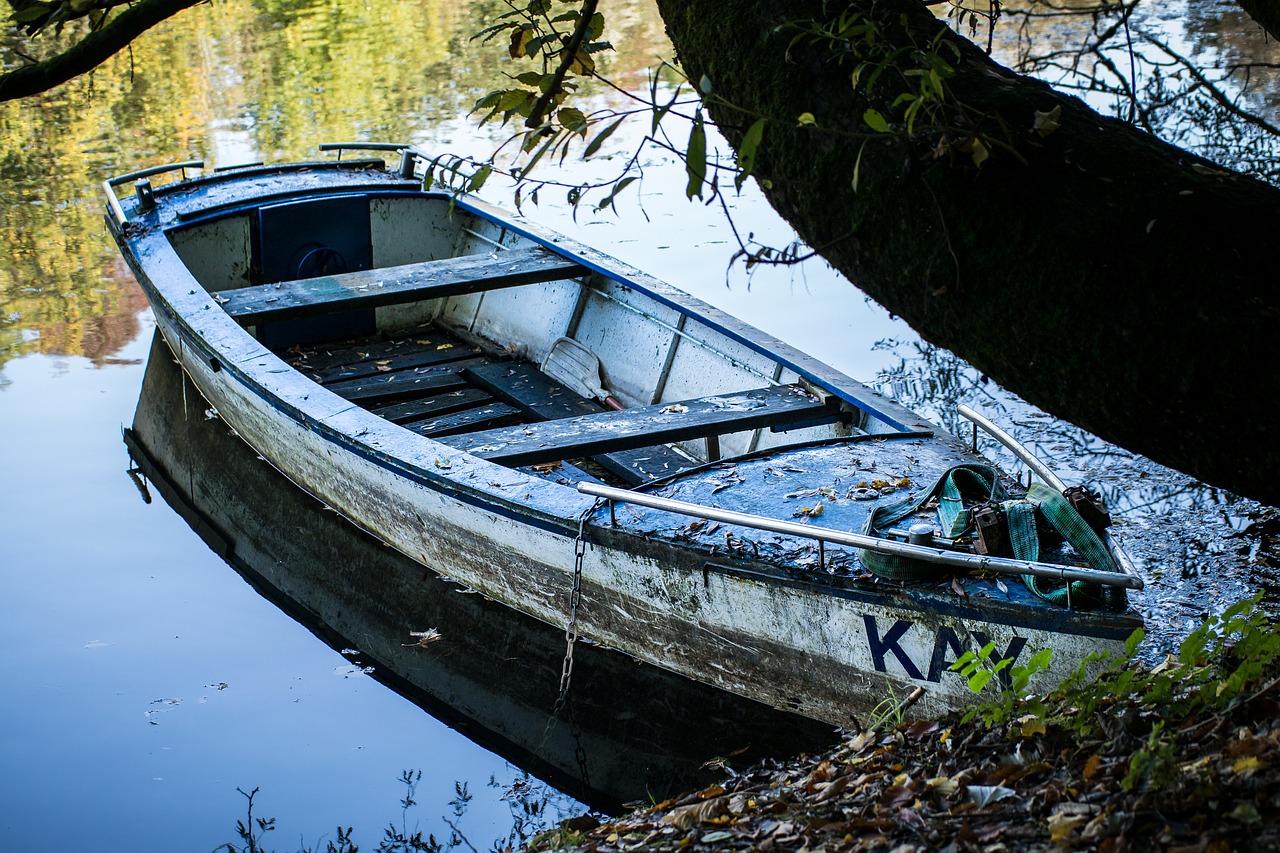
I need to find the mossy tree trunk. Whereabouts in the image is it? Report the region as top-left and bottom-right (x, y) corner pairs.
(656, 0), (1280, 506)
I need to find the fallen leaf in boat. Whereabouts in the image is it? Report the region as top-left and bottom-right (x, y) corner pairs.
(660, 403), (689, 414)
(531, 461), (562, 473)
(951, 577), (968, 599)
(793, 502), (825, 519)
(435, 458), (453, 469)
(436, 343), (454, 350)
(403, 628), (442, 648)
(786, 488), (822, 499)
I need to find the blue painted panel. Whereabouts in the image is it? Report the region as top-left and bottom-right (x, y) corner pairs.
(257, 194), (375, 347)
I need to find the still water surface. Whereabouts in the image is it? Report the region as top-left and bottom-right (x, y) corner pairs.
(1, 1), (1275, 850)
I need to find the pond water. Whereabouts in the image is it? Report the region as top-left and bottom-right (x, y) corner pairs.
(1, 1), (1276, 850)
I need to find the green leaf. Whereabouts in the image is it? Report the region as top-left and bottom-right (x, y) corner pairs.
(10, 5), (51, 23)
(967, 670), (993, 693)
(863, 108), (890, 133)
(557, 107), (588, 134)
(651, 91), (678, 134)
(734, 118), (765, 189)
(584, 116), (625, 158)
(684, 110), (707, 200)
(587, 12), (605, 41)
(595, 175), (638, 212)
(851, 140), (867, 192)
(515, 71), (546, 88)
(467, 165), (492, 192)
(796, 112), (817, 127)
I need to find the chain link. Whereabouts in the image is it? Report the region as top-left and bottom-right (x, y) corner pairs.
(555, 504), (595, 713)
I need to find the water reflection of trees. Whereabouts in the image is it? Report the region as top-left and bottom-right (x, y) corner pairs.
(0, 0), (668, 371)
(995, 0), (1280, 181)
(873, 336), (1239, 517)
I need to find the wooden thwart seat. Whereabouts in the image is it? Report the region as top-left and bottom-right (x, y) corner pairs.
(438, 382), (840, 468)
(219, 247), (586, 324)
(463, 362), (692, 484)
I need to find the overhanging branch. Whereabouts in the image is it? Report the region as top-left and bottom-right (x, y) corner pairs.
(0, 0), (204, 101)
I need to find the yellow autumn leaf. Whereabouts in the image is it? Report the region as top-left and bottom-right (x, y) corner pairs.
(1047, 812), (1086, 843)
(927, 776), (959, 796)
(797, 112), (817, 127)
(1233, 756), (1265, 775)
(969, 136), (990, 167)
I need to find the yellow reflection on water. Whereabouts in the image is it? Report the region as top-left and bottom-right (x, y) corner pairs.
(0, 0), (667, 368)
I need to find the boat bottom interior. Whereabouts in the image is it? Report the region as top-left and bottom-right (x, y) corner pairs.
(281, 320), (841, 489)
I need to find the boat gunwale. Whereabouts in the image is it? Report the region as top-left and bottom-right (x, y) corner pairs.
(135, 161), (934, 434)
(110, 159), (1141, 640)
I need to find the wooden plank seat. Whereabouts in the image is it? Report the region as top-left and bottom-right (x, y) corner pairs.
(218, 247), (587, 324)
(463, 362), (692, 484)
(437, 383), (840, 468)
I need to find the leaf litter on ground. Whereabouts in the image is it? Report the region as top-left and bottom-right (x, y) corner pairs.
(529, 595), (1280, 852)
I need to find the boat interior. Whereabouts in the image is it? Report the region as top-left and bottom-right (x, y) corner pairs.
(168, 188), (880, 490)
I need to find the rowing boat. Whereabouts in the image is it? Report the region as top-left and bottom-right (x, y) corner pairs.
(105, 145), (1143, 725)
(124, 339), (836, 808)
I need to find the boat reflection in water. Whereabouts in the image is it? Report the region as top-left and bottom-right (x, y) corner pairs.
(124, 333), (837, 812)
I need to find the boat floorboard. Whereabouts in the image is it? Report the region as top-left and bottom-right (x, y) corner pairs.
(281, 324), (701, 486)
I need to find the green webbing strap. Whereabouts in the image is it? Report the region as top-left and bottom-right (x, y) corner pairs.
(937, 466), (1004, 538)
(856, 465), (1124, 610)
(1002, 499), (1039, 562)
(1017, 483), (1121, 606)
(857, 464), (1007, 580)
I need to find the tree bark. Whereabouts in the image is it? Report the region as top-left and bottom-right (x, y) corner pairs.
(1237, 0), (1280, 41)
(656, 0), (1280, 506)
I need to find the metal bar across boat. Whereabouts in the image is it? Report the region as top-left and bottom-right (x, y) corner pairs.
(957, 404), (1142, 583)
(576, 482), (1143, 589)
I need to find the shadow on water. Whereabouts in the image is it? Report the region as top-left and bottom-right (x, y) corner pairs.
(124, 332), (838, 816)
(872, 338), (1280, 660)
